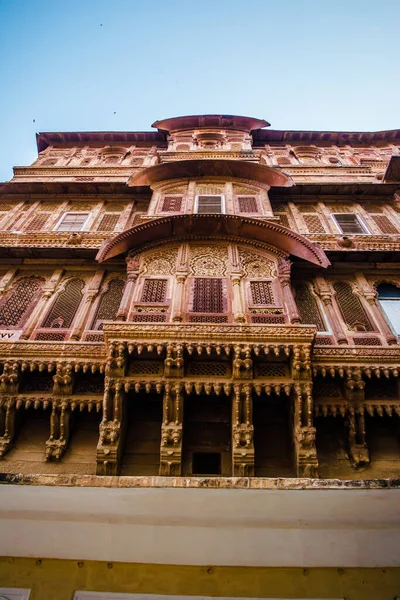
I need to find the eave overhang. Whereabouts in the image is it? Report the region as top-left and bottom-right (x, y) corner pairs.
(384, 155), (400, 182)
(96, 214), (330, 267)
(152, 114), (270, 133)
(127, 159), (293, 188)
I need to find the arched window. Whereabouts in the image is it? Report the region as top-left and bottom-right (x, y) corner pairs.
(295, 285), (326, 331)
(377, 283), (400, 334)
(43, 279), (84, 328)
(91, 279), (125, 330)
(334, 282), (373, 331)
(0, 277), (43, 328)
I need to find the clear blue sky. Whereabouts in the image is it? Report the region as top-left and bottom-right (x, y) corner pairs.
(0, 0), (399, 181)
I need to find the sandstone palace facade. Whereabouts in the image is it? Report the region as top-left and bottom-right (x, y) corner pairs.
(1, 115), (400, 599)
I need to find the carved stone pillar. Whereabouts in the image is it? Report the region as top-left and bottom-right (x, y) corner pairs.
(70, 269), (105, 340)
(293, 383), (318, 477)
(315, 277), (348, 344)
(45, 399), (71, 461)
(344, 370), (370, 467)
(171, 273), (187, 322)
(232, 384), (254, 476)
(231, 275), (246, 323)
(20, 268), (64, 340)
(277, 258), (302, 324)
(117, 257), (139, 321)
(96, 379), (125, 475)
(160, 383), (183, 475)
(0, 399), (16, 458)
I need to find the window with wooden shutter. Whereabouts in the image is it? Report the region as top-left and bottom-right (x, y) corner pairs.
(96, 214), (119, 232)
(250, 281), (274, 305)
(334, 282), (373, 331)
(238, 196), (258, 213)
(43, 279), (84, 328)
(0, 277), (43, 328)
(141, 279), (167, 303)
(333, 214), (368, 234)
(195, 195), (224, 214)
(296, 284), (326, 331)
(92, 279), (125, 330)
(192, 278), (225, 313)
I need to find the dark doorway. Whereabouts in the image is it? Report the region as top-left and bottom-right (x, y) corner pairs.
(121, 393), (163, 476)
(366, 414), (400, 478)
(183, 395), (231, 476)
(315, 415), (352, 479)
(253, 394), (295, 477)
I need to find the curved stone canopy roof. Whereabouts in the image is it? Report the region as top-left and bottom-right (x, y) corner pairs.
(96, 214), (330, 267)
(128, 159), (293, 188)
(152, 114), (270, 133)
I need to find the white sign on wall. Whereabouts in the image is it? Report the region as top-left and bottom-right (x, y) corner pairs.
(0, 589), (31, 600)
(0, 330), (22, 341)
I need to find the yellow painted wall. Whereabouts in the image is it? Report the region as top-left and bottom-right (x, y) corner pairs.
(1, 558), (400, 600)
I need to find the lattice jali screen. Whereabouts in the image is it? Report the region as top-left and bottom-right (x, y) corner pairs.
(92, 279), (125, 330)
(251, 314), (285, 324)
(303, 214), (326, 233)
(96, 214), (119, 232)
(371, 215), (399, 234)
(250, 281), (274, 305)
(161, 196), (183, 212)
(255, 363), (287, 377)
(295, 285), (326, 331)
(131, 314), (167, 322)
(43, 279), (85, 328)
(35, 332), (66, 341)
(25, 213), (50, 232)
(333, 282), (374, 331)
(187, 362), (229, 376)
(192, 278), (225, 313)
(238, 196), (258, 213)
(129, 361), (163, 375)
(314, 336), (333, 345)
(141, 279), (167, 303)
(278, 213), (290, 228)
(189, 315), (228, 323)
(297, 204), (318, 213)
(0, 277), (43, 328)
(353, 337), (382, 346)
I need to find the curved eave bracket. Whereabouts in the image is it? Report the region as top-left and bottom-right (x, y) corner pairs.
(96, 214), (330, 268)
(127, 159), (294, 188)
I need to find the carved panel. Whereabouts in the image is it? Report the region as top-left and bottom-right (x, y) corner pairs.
(43, 279), (84, 328)
(140, 246), (179, 275)
(96, 214), (119, 232)
(239, 248), (276, 277)
(190, 245), (228, 276)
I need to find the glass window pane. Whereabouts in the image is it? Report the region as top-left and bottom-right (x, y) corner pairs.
(197, 196), (222, 214)
(380, 300), (400, 334)
(57, 213), (89, 232)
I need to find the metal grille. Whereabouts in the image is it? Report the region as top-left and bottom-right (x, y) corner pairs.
(189, 315), (228, 323)
(96, 214), (119, 232)
(296, 285), (326, 331)
(43, 279), (84, 328)
(334, 282), (373, 331)
(353, 337), (382, 346)
(238, 196), (258, 213)
(0, 278), (42, 327)
(372, 215), (399, 234)
(25, 214), (49, 232)
(251, 315), (285, 324)
(92, 279), (124, 329)
(141, 279), (167, 303)
(161, 196), (183, 212)
(304, 214), (326, 233)
(192, 278), (224, 313)
(250, 281), (274, 305)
